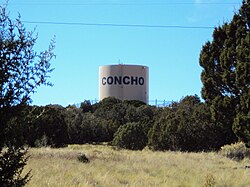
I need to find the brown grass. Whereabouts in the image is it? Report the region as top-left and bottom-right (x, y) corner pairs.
(23, 144), (250, 187)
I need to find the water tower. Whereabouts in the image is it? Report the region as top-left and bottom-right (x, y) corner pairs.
(99, 64), (149, 103)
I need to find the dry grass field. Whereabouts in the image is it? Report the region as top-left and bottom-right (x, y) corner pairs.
(23, 144), (250, 187)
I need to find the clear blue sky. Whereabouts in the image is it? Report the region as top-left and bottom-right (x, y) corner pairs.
(5, 0), (243, 106)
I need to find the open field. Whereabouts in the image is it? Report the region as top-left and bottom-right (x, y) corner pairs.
(24, 144), (250, 187)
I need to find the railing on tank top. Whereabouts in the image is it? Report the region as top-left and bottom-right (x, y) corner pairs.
(75, 99), (173, 107)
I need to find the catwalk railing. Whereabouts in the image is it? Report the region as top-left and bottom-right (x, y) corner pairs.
(75, 99), (173, 107)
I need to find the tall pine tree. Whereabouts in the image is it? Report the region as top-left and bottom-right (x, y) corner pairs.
(199, 0), (249, 146)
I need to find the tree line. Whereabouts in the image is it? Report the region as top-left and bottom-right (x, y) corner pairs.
(5, 96), (237, 152)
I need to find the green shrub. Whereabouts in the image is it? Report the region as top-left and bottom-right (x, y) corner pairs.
(148, 96), (235, 152)
(112, 122), (147, 150)
(77, 153), (89, 163)
(219, 142), (250, 161)
(34, 135), (49, 148)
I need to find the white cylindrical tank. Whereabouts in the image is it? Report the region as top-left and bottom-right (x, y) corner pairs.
(99, 64), (149, 103)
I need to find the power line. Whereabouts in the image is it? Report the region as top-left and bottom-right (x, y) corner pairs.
(11, 2), (241, 6)
(23, 21), (215, 29)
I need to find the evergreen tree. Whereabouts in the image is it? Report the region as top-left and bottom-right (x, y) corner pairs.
(0, 3), (55, 186)
(199, 0), (249, 146)
(148, 95), (225, 151)
(112, 122), (147, 150)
